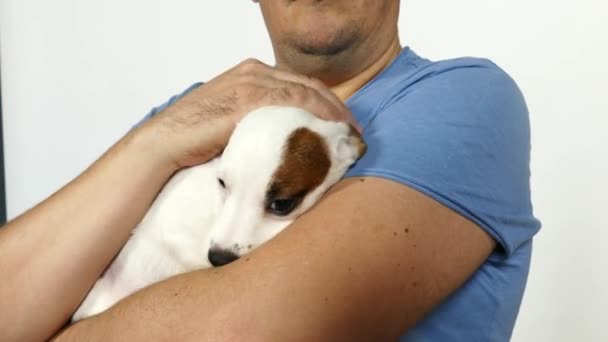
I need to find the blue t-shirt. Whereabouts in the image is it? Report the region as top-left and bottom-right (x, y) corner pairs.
(138, 47), (541, 341)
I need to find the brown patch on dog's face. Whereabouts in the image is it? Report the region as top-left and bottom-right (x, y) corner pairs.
(265, 127), (331, 216)
(348, 124), (367, 158)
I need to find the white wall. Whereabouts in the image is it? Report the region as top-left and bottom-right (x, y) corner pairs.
(1, 1), (607, 340)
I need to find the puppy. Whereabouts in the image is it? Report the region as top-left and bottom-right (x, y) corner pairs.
(72, 106), (366, 321)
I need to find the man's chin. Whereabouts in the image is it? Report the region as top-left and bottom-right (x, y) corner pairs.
(286, 27), (360, 57)
(285, 0), (330, 6)
(293, 41), (352, 57)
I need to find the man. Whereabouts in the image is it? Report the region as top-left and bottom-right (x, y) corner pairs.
(0, 1), (540, 341)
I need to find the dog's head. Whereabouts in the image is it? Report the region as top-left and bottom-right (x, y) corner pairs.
(207, 106), (366, 267)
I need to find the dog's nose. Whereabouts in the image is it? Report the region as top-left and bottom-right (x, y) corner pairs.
(208, 248), (239, 267)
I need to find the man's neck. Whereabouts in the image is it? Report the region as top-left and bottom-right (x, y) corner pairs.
(331, 37), (402, 102)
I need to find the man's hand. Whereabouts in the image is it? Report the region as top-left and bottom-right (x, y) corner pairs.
(144, 58), (360, 170)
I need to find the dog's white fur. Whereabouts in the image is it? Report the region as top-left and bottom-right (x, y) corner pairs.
(72, 106), (364, 321)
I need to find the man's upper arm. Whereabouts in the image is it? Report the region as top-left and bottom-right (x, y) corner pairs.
(54, 176), (495, 341)
(345, 61), (539, 257)
(210, 176), (497, 341)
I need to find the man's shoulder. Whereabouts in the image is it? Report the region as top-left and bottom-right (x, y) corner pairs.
(352, 49), (528, 135)
(421, 55), (521, 97)
(352, 48), (526, 120)
(393, 49), (521, 99)
(399, 47), (509, 78)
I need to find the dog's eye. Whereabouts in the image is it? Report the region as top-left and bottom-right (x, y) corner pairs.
(268, 198), (297, 216)
(218, 178), (226, 188)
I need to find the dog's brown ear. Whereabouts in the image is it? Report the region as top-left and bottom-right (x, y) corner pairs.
(348, 124), (367, 159)
(267, 127), (331, 207)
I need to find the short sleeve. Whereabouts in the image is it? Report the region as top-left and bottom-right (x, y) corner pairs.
(345, 62), (541, 256)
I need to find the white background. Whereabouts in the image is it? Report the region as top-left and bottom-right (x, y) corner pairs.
(1, 1), (607, 340)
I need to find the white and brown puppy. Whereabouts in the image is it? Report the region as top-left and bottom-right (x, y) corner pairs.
(72, 106), (366, 321)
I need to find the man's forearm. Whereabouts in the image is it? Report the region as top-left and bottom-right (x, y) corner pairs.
(51, 268), (234, 342)
(0, 123), (176, 341)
